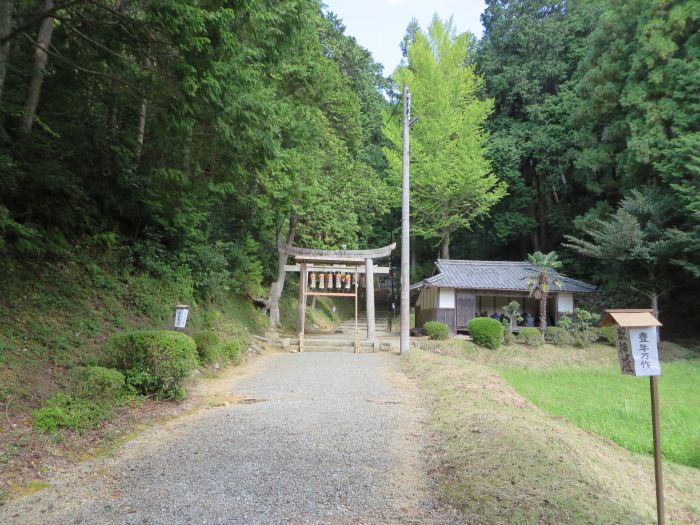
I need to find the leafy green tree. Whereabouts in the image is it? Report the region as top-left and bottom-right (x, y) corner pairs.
(475, 0), (605, 255)
(526, 251), (562, 331)
(502, 300), (523, 334)
(564, 188), (683, 317)
(384, 15), (505, 259)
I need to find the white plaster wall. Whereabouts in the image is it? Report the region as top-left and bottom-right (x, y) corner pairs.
(558, 293), (574, 313)
(439, 288), (455, 308)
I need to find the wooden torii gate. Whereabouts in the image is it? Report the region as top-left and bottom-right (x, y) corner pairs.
(278, 242), (396, 352)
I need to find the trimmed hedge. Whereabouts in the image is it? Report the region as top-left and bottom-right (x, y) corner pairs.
(424, 321), (449, 340)
(544, 326), (574, 346)
(468, 317), (503, 349)
(69, 366), (126, 405)
(104, 330), (198, 400)
(517, 327), (544, 347)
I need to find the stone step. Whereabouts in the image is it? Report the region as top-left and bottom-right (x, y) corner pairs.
(303, 339), (374, 348)
(338, 325), (389, 329)
(298, 346), (361, 353)
(339, 320), (390, 325)
(297, 343), (395, 353)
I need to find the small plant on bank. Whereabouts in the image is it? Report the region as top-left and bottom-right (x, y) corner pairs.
(213, 337), (245, 365)
(503, 330), (515, 345)
(69, 366), (126, 405)
(599, 326), (616, 345)
(544, 326), (574, 346)
(33, 394), (110, 433)
(424, 321), (449, 340)
(502, 301), (523, 335)
(104, 330), (198, 400)
(517, 327), (544, 347)
(468, 317), (503, 349)
(192, 330), (221, 364)
(558, 309), (601, 347)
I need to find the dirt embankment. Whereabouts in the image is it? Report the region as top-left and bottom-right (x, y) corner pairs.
(402, 347), (700, 525)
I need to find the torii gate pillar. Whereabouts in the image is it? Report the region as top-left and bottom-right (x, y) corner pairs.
(365, 258), (375, 343)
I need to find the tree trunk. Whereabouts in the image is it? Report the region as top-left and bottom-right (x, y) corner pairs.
(539, 294), (547, 332)
(106, 0), (126, 139)
(19, 0), (54, 133)
(441, 232), (450, 259)
(0, 0), (12, 104)
(135, 97), (147, 160)
(311, 295), (316, 310)
(649, 291), (659, 319)
(525, 158), (540, 251)
(268, 215), (297, 331)
(532, 165), (548, 251)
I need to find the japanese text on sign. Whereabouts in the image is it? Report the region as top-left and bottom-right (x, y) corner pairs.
(174, 308), (189, 329)
(616, 326), (660, 376)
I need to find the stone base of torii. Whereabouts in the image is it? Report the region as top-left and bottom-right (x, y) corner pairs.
(277, 242), (395, 352)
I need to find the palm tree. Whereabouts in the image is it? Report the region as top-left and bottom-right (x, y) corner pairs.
(526, 251), (563, 332)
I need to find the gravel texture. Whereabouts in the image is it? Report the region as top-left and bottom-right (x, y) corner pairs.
(0, 351), (461, 524)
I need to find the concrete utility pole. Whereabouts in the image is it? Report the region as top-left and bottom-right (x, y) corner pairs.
(400, 85), (410, 354)
(365, 257), (375, 343)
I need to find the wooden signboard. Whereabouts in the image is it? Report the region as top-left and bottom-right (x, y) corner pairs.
(603, 309), (665, 524)
(615, 326), (661, 376)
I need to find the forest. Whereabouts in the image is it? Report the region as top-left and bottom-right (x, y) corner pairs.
(0, 0), (698, 334)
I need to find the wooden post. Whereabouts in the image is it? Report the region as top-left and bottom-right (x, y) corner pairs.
(365, 257), (375, 343)
(297, 263), (307, 352)
(650, 376), (664, 525)
(355, 267), (359, 353)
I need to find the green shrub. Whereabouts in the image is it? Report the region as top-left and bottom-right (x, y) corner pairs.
(503, 331), (515, 345)
(70, 366), (125, 405)
(558, 309), (601, 347)
(574, 327), (600, 348)
(600, 326), (616, 345)
(468, 317), (503, 349)
(33, 394), (109, 433)
(517, 327), (545, 347)
(424, 321), (449, 340)
(544, 326), (574, 346)
(192, 330), (221, 364)
(214, 338), (245, 365)
(104, 330), (198, 400)
(501, 301), (523, 333)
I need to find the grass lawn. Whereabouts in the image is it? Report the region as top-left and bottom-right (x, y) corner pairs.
(501, 359), (700, 469)
(404, 341), (700, 524)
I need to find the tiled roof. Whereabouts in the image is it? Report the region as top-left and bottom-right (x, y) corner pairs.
(413, 259), (597, 293)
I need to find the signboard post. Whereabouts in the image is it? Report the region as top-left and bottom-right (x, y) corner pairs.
(174, 304), (190, 330)
(602, 309), (664, 525)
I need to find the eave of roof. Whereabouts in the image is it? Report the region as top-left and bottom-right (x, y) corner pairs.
(411, 259), (597, 294)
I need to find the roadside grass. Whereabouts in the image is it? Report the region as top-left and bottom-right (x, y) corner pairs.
(502, 360), (700, 469)
(404, 344), (700, 524)
(454, 339), (700, 467)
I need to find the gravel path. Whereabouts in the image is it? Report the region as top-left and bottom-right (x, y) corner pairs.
(0, 351), (460, 524)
